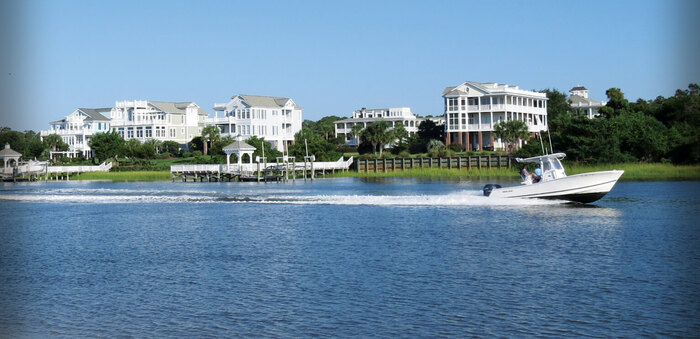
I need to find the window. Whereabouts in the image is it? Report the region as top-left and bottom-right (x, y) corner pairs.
(447, 98), (458, 111)
(448, 113), (458, 127)
(145, 127), (152, 138)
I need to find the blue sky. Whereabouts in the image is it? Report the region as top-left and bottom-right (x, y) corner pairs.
(1, 0), (697, 132)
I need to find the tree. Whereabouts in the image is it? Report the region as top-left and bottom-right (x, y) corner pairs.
(161, 141), (181, 156)
(350, 124), (364, 145)
(246, 136), (282, 161)
(541, 89), (571, 123)
(124, 139), (143, 158)
(42, 134), (68, 152)
(360, 121), (393, 157)
(417, 119), (444, 142)
(598, 88), (632, 118)
(201, 125), (220, 156)
(315, 115), (341, 140)
(494, 120), (530, 153)
(88, 131), (125, 163)
(392, 122), (409, 145)
(289, 126), (342, 161)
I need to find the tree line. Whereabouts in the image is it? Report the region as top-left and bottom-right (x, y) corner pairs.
(1, 84), (697, 165)
(514, 84), (700, 164)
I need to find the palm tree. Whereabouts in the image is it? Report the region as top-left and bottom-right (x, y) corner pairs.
(201, 126), (221, 156)
(360, 121), (392, 157)
(494, 120), (530, 153)
(350, 124), (364, 146)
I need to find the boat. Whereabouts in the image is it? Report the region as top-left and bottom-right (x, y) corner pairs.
(483, 153), (624, 203)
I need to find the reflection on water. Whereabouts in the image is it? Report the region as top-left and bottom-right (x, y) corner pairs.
(0, 179), (698, 337)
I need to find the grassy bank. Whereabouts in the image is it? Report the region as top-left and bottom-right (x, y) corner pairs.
(330, 162), (700, 181)
(68, 163), (699, 182)
(72, 171), (172, 181)
(566, 163), (700, 181)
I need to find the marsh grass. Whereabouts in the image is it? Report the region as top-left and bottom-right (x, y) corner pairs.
(330, 162), (700, 181)
(72, 171), (172, 181)
(69, 163), (699, 181)
(565, 163), (700, 181)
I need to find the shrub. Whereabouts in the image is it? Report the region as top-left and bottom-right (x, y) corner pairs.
(448, 143), (463, 152)
(398, 150), (411, 158)
(192, 150), (203, 157)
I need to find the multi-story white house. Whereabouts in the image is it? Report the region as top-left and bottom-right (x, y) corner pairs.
(333, 107), (440, 146)
(442, 81), (548, 151)
(569, 86), (606, 119)
(208, 94), (303, 152)
(109, 100), (209, 145)
(40, 108), (112, 158)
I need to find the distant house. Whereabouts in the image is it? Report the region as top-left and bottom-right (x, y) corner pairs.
(442, 81), (548, 151)
(568, 86), (606, 119)
(109, 100), (209, 145)
(40, 108), (112, 158)
(208, 94), (303, 152)
(334, 107), (441, 146)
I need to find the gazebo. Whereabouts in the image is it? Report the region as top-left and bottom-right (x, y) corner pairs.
(0, 143), (21, 168)
(222, 135), (256, 170)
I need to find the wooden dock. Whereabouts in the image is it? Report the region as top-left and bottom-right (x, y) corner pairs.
(1, 161), (113, 181)
(170, 157), (354, 182)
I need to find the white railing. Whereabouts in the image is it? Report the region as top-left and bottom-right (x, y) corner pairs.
(47, 162), (113, 174)
(171, 157), (354, 174)
(40, 129), (94, 136)
(207, 116), (236, 124)
(2, 161), (112, 176)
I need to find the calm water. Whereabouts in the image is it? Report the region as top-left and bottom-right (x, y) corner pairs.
(0, 178), (699, 337)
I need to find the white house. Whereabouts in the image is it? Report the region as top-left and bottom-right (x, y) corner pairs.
(40, 108), (112, 158)
(569, 86), (606, 119)
(333, 107), (441, 146)
(208, 94), (303, 152)
(442, 81), (548, 151)
(109, 100), (209, 145)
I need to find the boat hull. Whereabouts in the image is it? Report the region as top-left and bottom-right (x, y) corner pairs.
(487, 170), (624, 203)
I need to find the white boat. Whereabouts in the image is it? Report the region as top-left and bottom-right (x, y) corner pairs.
(483, 153), (624, 203)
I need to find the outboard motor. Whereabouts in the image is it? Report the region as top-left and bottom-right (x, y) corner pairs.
(482, 184), (501, 196)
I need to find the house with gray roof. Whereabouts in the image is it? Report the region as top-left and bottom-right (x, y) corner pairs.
(568, 86), (606, 119)
(40, 108), (112, 158)
(443, 81), (549, 151)
(333, 107), (442, 146)
(208, 94), (303, 152)
(110, 100), (209, 145)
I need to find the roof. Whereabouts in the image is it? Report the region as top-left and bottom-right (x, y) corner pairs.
(222, 140), (257, 152)
(149, 101), (209, 115)
(443, 81), (547, 98)
(0, 143), (22, 157)
(78, 108), (111, 121)
(233, 95), (303, 110)
(568, 95), (603, 107)
(516, 153), (566, 163)
(570, 86), (587, 91)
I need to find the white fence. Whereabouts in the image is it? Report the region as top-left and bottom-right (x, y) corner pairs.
(171, 156), (354, 174)
(1, 161), (113, 177)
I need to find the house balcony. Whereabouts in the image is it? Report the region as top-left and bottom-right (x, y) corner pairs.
(40, 129), (94, 137)
(207, 116), (237, 124)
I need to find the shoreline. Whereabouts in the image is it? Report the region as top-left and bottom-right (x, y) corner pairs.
(60, 163), (700, 182)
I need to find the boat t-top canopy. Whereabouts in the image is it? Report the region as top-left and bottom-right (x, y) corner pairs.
(515, 152), (566, 163)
